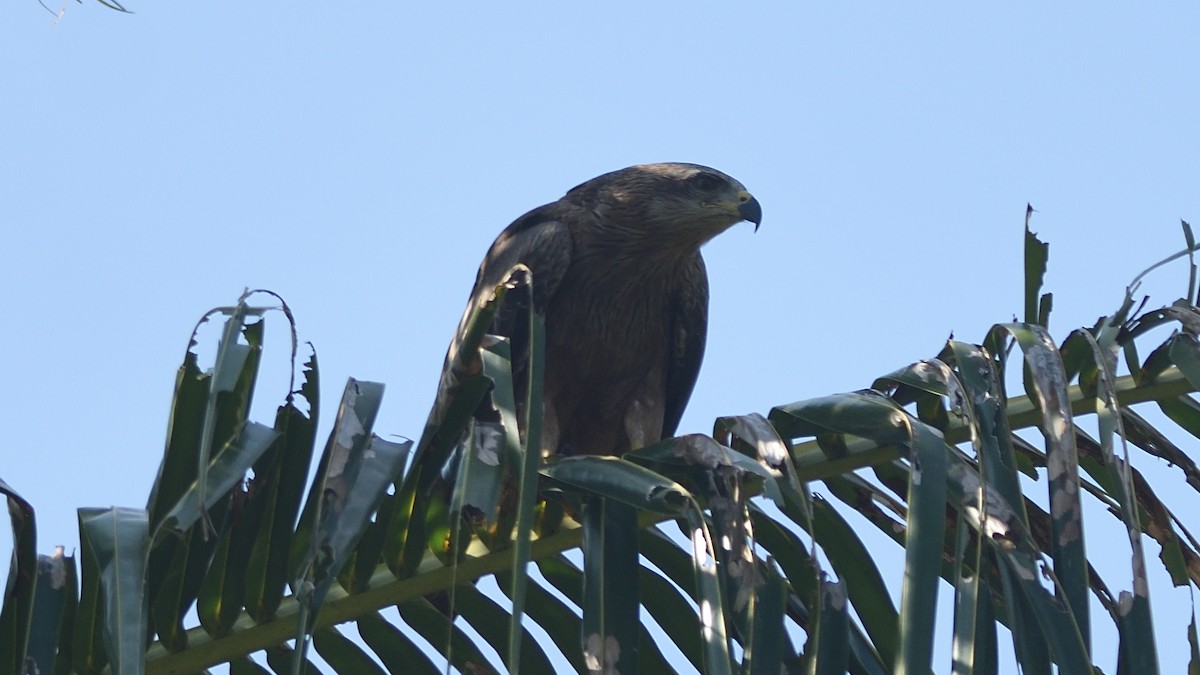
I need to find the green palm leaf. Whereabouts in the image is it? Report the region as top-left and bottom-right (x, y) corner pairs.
(6, 225), (1200, 674)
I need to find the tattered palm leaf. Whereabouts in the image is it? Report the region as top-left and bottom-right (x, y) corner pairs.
(5, 223), (1200, 674)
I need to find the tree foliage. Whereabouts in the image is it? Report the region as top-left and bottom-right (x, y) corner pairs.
(5, 220), (1200, 673)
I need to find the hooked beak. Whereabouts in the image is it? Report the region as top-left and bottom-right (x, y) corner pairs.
(737, 192), (762, 232)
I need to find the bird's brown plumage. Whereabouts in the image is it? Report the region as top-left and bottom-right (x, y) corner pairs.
(443, 163), (761, 457)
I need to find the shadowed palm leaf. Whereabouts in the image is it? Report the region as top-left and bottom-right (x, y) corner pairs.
(4, 222), (1200, 674)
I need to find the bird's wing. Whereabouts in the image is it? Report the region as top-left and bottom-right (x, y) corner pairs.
(435, 210), (573, 429)
(456, 210), (572, 348)
(662, 253), (709, 438)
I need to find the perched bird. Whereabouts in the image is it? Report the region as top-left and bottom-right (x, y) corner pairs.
(442, 163), (761, 457)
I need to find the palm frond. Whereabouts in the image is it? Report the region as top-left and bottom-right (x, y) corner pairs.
(5, 224), (1200, 674)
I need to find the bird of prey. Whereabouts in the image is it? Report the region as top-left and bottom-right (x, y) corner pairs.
(442, 162), (761, 457)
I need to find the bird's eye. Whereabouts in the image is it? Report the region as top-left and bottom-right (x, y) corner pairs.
(690, 173), (723, 192)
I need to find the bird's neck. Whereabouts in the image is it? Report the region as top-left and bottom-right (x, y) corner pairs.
(594, 239), (703, 277)
(581, 217), (719, 268)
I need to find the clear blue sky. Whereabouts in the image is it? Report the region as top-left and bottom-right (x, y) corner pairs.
(4, 2), (1200, 672)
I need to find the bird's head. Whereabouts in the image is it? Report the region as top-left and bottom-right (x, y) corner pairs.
(567, 163), (762, 249)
